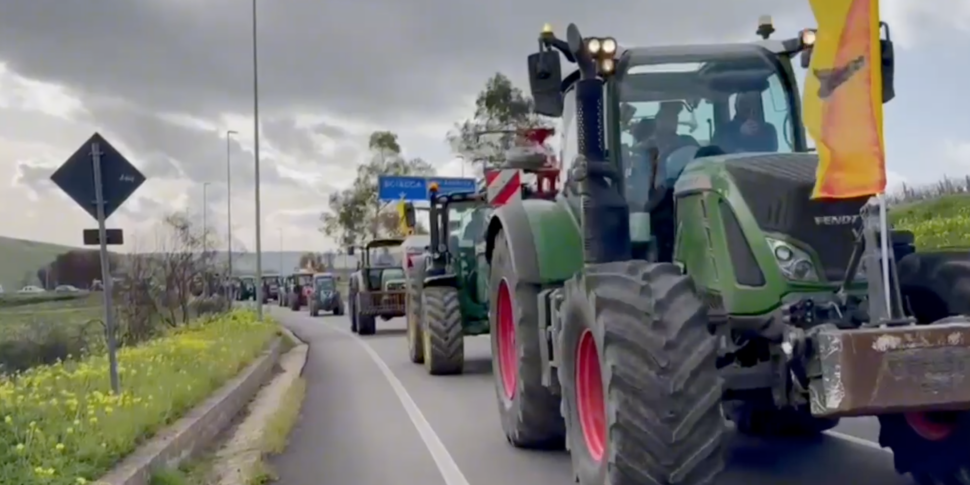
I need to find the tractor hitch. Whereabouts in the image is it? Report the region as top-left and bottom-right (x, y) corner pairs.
(808, 319), (970, 418)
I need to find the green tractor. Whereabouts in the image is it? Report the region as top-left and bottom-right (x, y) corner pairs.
(484, 19), (970, 485)
(405, 187), (492, 375)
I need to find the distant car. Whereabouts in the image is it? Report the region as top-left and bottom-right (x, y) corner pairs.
(18, 286), (45, 294)
(54, 285), (80, 293)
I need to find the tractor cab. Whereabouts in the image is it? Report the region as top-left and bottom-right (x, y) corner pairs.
(526, 18), (896, 276)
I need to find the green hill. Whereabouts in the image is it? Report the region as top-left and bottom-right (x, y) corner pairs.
(890, 194), (970, 250)
(0, 236), (79, 291)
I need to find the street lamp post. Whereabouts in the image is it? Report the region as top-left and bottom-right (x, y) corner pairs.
(252, 0), (265, 319)
(279, 228), (283, 273)
(226, 130), (237, 279)
(202, 182), (211, 296)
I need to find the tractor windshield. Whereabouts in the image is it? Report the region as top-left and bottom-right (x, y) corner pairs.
(616, 54), (800, 211)
(314, 276), (334, 291)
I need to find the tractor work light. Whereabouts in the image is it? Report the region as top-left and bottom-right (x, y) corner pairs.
(600, 58), (615, 74)
(601, 37), (617, 55)
(800, 29), (817, 47)
(587, 38), (602, 55)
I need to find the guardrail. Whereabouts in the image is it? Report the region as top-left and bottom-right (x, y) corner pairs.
(0, 292), (92, 309)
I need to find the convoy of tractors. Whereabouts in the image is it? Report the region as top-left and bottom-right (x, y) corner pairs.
(265, 16), (970, 485)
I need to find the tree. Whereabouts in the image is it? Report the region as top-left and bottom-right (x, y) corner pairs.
(447, 72), (553, 170)
(298, 252), (327, 272)
(38, 250), (120, 290)
(320, 130), (435, 244)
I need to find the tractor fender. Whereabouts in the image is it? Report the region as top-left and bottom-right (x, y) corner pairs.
(485, 198), (583, 285)
(424, 274), (458, 288)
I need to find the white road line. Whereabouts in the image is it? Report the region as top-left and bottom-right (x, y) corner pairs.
(824, 430), (888, 451)
(326, 323), (472, 485)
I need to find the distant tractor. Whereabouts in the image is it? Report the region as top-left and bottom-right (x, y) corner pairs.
(405, 186), (492, 375)
(309, 272), (344, 317)
(348, 239), (407, 335)
(476, 19), (970, 485)
(237, 276), (257, 301)
(284, 271), (314, 311)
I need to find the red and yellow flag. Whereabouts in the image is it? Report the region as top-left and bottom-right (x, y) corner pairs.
(803, 0), (886, 199)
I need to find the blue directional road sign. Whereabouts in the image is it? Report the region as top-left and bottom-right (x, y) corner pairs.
(378, 175), (476, 201)
(50, 133), (146, 221)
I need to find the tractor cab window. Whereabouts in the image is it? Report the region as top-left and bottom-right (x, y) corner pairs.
(314, 277), (334, 291)
(296, 274), (313, 286)
(447, 202), (477, 253)
(369, 247), (398, 267)
(456, 206), (491, 248)
(616, 54), (799, 213)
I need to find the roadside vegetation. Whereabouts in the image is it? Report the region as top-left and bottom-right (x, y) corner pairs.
(888, 176), (970, 250)
(0, 309), (278, 485)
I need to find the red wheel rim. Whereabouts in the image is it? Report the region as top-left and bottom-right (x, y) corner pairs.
(576, 329), (606, 462)
(496, 279), (517, 399)
(905, 412), (958, 441)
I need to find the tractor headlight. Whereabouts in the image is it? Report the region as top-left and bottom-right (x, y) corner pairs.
(800, 29), (817, 47)
(766, 238), (819, 282)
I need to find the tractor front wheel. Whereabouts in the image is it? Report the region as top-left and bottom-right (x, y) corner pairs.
(357, 295), (376, 335)
(879, 411), (970, 484)
(421, 286), (464, 375)
(489, 229), (565, 449)
(558, 261), (725, 485)
(407, 267), (425, 364)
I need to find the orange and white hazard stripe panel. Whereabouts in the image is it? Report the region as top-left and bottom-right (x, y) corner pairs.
(485, 169), (522, 206)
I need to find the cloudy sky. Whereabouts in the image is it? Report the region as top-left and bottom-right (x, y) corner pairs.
(0, 0), (967, 253)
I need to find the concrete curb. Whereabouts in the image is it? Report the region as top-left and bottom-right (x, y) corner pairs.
(96, 336), (284, 485)
(209, 335), (310, 485)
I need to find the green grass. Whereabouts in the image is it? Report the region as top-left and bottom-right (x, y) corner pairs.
(889, 194), (970, 250)
(0, 236), (79, 292)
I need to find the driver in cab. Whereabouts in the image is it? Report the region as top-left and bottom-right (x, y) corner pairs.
(713, 92), (778, 153)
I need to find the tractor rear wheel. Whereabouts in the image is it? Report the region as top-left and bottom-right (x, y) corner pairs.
(407, 263), (426, 364)
(558, 261), (725, 485)
(489, 229), (565, 449)
(310, 302), (319, 317)
(421, 286), (464, 375)
(356, 295), (377, 336)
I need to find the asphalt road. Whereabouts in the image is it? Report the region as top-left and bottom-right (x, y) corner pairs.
(268, 306), (915, 485)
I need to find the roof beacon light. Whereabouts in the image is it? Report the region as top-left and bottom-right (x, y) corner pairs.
(756, 15), (776, 39)
(542, 23), (553, 34)
(429, 182), (440, 193)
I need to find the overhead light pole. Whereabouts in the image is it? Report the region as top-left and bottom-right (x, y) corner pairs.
(226, 130), (237, 305)
(252, 0), (265, 319)
(202, 181), (211, 295)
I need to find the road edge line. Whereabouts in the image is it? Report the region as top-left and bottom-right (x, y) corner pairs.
(329, 324), (472, 485)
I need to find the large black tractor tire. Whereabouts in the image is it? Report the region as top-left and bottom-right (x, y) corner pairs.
(725, 400), (839, 437)
(334, 300), (344, 316)
(289, 294), (300, 311)
(558, 261), (725, 485)
(356, 295), (377, 336)
(310, 302), (319, 317)
(421, 286), (464, 375)
(880, 253), (970, 484)
(349, 293), (358, 333)
(407, 264), (426, 364)
(489, 230), (565, 450)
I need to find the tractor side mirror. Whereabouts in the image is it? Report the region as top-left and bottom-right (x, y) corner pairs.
(880, 22), (895, 103)
(528, 51), (563, 117)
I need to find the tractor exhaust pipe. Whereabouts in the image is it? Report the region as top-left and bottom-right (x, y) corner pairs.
(574, 78), (631, 264)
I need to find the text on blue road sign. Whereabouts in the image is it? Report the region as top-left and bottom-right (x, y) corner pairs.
(378, 175), (477, 201)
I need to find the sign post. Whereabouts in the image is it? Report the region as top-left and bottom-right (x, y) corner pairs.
(50, 133), (146, 395)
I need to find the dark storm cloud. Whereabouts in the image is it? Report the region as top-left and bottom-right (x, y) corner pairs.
(76, 100), (292, 191)
(0, 0), (809, 124)
(262, 119), (323, 163)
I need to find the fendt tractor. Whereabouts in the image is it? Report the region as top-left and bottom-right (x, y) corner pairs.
(348, 239), (408, 335)
(481, 18), (970, 485)
(404, 185), (492, 375)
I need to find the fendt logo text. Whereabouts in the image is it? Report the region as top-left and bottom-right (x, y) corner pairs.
(814, 215), (860, 225)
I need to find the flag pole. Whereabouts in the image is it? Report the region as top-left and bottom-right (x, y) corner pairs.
(878, 192), (892, 315)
